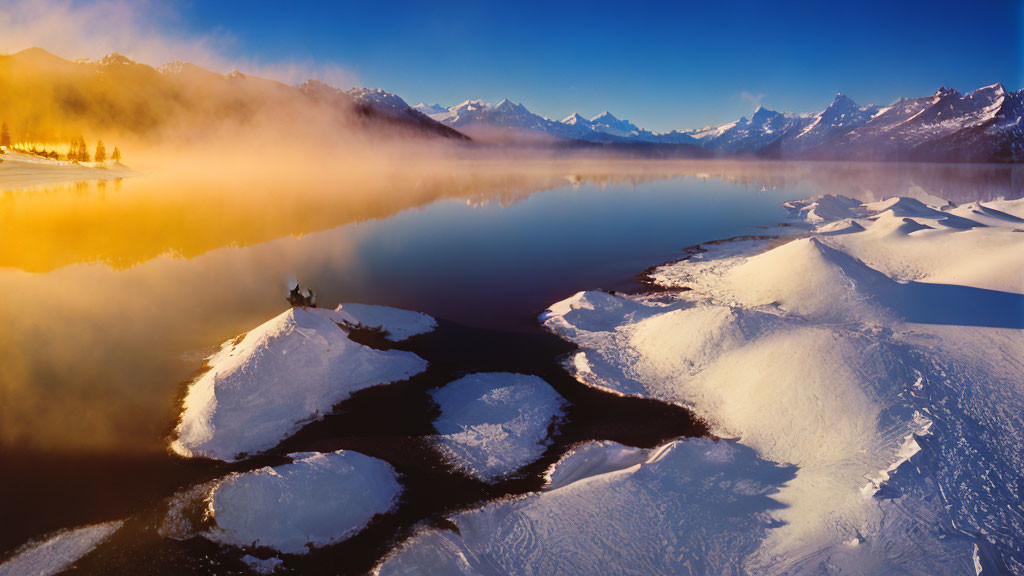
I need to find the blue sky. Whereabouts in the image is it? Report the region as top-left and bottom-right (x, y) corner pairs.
(65, 0), (1024, 131)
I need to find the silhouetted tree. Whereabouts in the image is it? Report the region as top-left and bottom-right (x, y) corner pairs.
(67, 141), (79, 162)
(0, 123), (10, 148)
(76, 136), (89, 162)
(94, 140), (106, 163)
(111, 146), (121, 163)
(286, 284), (317, 308)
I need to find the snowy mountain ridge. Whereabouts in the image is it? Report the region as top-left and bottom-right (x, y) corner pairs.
(26, 48), (1020, 160)
(393, 82), (1024, 161)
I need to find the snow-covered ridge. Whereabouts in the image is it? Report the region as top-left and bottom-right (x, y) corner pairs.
(172, 305), (431, 461)
(410, 82), (1022, 160)
(535, 195), (1024, 573)
(347, 87), (411, 112)
(415, 98), (698, 144)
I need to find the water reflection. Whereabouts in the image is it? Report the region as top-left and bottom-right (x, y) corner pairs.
(0, 160), (1019, 455)
(0, 160), (1018, 273)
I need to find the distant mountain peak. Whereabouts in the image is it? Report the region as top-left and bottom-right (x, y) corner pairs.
(346, 87), (410, 111)
(98, 53), (135, 66)
(495, 98), (523, 112)
(591, 111), (619, 122)
(750, 106), (781, 122)
(455, 99), (487, 109)
(974, 82), (1006, 97)
(301, 79), (334, 90)
(412, 102), (449, 116)
(561, 112), (590, 125)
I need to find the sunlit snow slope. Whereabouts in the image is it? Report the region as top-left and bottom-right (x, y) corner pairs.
(172, 306), (429, 461)
(380, 194), (1024, 575)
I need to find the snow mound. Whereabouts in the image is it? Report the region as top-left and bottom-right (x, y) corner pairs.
(206, 450), (402, 554)
(431, 373), (566, 482)
(242, 555), (283, 574)
(172, 307), (428, 461)
(0, 521), (123, 576)
(783, 194), (866, 223)
(538, 195), (1024, 573)
(338, 303), (437, 341)
(374, 439), (794, 576)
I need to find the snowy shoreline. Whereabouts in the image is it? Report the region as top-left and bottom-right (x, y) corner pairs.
(377, 194), (1024, 575)
(0, 150), (132, 190)
(6, 193), (1020, 576)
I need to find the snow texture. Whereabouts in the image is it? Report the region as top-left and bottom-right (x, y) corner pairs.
(431, 373), (566, 482)
(172, 307), (428, 461)
(0, 521), (123, 576)
(339, 303), (437, 342)
(536, 195), (1024, 574)
(374, 439), (794, 576)
(206, 451), (402, 554)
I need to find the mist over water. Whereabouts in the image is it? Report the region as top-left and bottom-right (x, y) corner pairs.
(0, 159), (1018, 455)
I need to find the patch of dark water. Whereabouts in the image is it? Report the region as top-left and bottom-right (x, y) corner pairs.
(53, 317), (706, 576)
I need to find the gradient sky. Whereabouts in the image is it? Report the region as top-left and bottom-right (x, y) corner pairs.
(56, 1), (1024, 131)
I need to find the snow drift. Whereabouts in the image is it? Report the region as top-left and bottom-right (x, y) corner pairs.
(0, 521), (123, 576)
(431, 373), (567, 482)
(374, 438), (794, 575)
(339, 303), (437, 342)
(172, 306), (429, 461)
(535, 195), (1024, 573)
(206, 450), (402, 554)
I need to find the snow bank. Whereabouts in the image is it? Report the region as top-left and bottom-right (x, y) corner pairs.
(206, 450), (402, 554)
(374, 438), (794, 575)
(0, 521), (123, 576)
(338, 303), (437, 341)
(431, 373), (566, 481)
(537, 196), (1024, 573)
(173, 307), (428, 461)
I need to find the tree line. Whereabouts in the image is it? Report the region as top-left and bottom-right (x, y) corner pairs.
(1, 122), (121, 164)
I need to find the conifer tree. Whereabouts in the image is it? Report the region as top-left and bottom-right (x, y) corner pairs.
(0, 123), (10, 148)
(111, 146), (121, 163)
(68, 140), (79, 162)
(95, 140), (106, 163)
(76, 136), (89, 162)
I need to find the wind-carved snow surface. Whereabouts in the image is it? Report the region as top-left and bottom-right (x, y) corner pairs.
(374, 438), (795, 575)
(0, 521), (123, 576)
(172, 306), (429, 461)
(534, 196), (1024, 574)
(431, 373), (567, 482)
(206, 451), (402, 554)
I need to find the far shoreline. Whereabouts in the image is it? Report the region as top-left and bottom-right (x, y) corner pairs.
(0, 150), (132, 190)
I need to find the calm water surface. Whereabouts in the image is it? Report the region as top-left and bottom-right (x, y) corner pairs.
(0, 160), (1019, 571)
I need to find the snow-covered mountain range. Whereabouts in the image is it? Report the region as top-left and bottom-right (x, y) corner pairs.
(413, 99), (698, 145)
(3, 48), (1019, 162)
(405, 84), (1023, 161)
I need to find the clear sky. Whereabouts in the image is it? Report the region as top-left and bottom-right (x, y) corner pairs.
(12, 0), (1024, 131)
